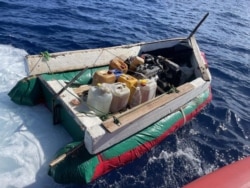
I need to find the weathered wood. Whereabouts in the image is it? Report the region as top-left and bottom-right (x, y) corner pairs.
(27, 46), (140, 75)
(26, 38), (184, 76)
(49, 142), (84, 167)
(102, 83), (194, 133)
(72, 85), (90, 96)
(190, 37), (211, 81)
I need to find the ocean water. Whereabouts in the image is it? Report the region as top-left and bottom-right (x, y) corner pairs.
(0, 0), (249, 188)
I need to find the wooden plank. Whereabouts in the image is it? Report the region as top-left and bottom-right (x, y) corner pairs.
(26, 46), (141, 76)
(72, 85), (90, 96)
(26, 37), (185, 76)
(102, 83), (194, 132)
(190, 36), (211, 81)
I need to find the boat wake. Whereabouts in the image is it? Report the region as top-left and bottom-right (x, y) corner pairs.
(0, 45), (72, 187)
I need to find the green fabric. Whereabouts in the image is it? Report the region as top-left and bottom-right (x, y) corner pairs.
(8, 76), (42, 106)
(101, 112), (182, 160)
(40, 66), (108, 85)
(60, 107), (84, 141)
(48, 141), (99, 184)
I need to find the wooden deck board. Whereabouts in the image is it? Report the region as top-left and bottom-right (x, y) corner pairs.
(102, 83), (194, 133)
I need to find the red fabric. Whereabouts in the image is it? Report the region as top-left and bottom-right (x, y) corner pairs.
(92, 90), (212, 181)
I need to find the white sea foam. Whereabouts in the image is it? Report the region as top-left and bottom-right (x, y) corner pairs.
(0, 45), (71, 187)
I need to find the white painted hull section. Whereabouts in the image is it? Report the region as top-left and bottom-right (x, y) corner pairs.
(26, 38), (184, 76)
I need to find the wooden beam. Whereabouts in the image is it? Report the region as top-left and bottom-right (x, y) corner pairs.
(72, 85), (90, 96)
(26, 46), (141, 75)
(26, 37), (185, 76)
(102, 83), (194, 132)
(190, 36), (211, 81)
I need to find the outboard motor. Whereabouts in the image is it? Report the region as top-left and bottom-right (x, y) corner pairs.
(157, 57), (181, 91)
(135, 54), (162, 78)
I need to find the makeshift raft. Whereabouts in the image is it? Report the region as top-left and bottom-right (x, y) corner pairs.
(8, 14), (212, 184)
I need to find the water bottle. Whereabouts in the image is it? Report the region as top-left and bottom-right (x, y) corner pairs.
(109, 82), (130, 113)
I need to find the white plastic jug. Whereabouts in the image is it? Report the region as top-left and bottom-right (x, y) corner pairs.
(138, 79), (157, 103)
(87, 84), (112, 116)
(109, 82), (130, 113)
(129, 86), (141, 108)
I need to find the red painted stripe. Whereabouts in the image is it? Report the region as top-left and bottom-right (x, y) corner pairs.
(92, 90), (212, 181)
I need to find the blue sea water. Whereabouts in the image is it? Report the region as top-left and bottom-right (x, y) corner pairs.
(0, 0), (249, 187)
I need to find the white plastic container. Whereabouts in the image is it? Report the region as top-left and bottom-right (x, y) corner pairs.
(138, 79), (157, 103)
(129, 86), (141, 108)
(87, 84), (112, 116)
(108, 82), (130, 113)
